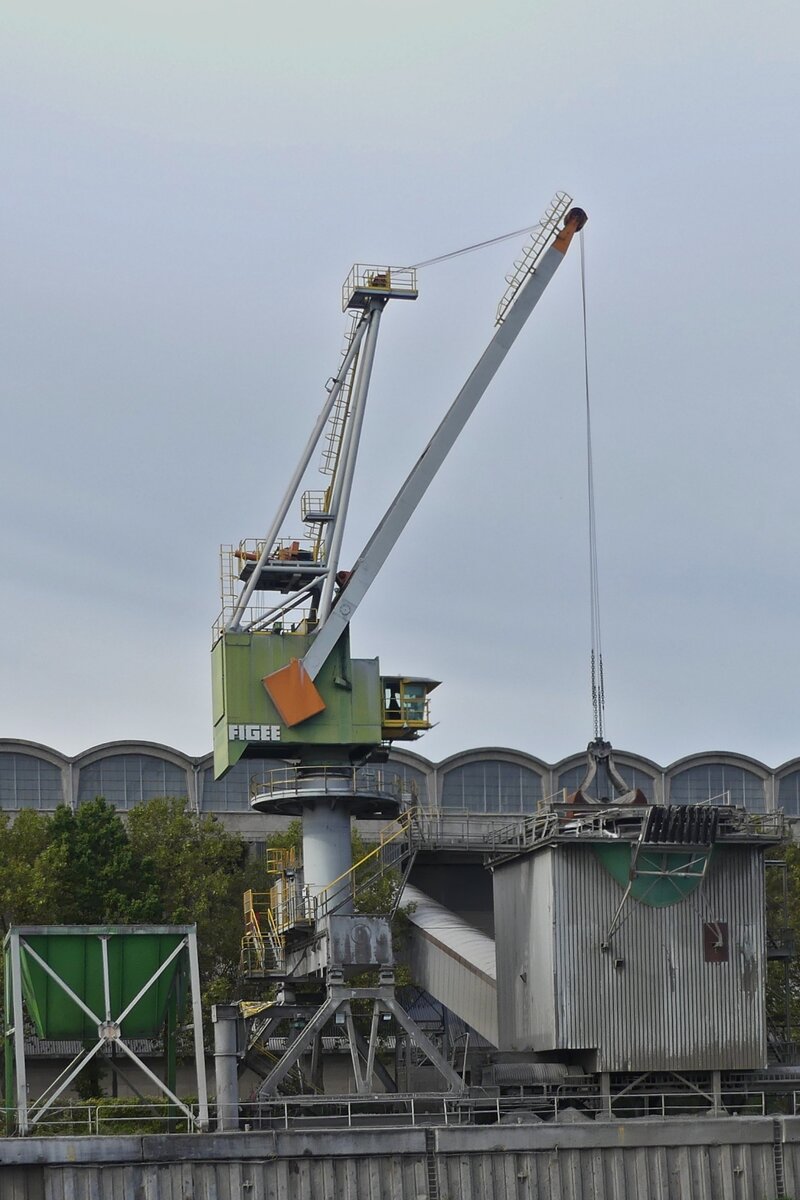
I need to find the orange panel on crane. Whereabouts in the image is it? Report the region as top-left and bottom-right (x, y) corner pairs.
(262, 658), (327, 727)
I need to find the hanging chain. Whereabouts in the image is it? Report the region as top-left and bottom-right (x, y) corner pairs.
(580, 230), (605, 741)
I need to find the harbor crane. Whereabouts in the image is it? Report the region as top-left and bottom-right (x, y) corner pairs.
(213, 190), (586, 899)
(211, 193), (586, 1096)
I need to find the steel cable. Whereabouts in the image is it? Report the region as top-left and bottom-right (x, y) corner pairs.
(580, 230), (606, 741)
(404, 222), (544, 270)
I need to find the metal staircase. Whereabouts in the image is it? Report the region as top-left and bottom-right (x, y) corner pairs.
(297, 314), (363, 562)
(321, 313), (362, 476)
(240, 809), (419, 978)
(242, 890), (288, 976)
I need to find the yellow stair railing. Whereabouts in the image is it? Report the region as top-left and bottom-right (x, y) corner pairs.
(241, 808), (419, 975)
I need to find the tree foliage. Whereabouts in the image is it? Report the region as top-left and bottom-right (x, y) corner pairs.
(0, 802), (411, 1027)
(0, 798), (263, 1018)
(47, 798), (162, 925)
(126, 798), (262, 1004)
(0, 809), (60, 933)
(766, 844), (800, 1042)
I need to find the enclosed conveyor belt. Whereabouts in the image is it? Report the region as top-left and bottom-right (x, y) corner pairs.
(402, 884), (498, 1047)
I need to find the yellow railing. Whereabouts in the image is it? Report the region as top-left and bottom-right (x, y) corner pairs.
(317, 807), (418, 914)
(242, 889), (288, 974)
(243, 888), (265, 934)
(381, 701), (432, 729)
(266, 846), (296, 875)
(241, 808), (418, 972)
(381, 680), (434, 731)
(235, 536), (322, 565)
(341, 265), (418, 312)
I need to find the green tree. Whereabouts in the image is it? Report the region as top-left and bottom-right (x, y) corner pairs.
(1, 797), (263, 1093)
(0, 808), (61, 932)
(766, 845), (800, 1044)
(45, 799), (161, 924)
(126, 797), (262, 1007)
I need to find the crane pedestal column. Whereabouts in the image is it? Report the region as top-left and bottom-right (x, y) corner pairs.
(251, 765), (402, 921)
(301, 802), (355, 914)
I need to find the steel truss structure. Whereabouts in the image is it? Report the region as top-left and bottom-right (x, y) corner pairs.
(4, 925), (209, 1135)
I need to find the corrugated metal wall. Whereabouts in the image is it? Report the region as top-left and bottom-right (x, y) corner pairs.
(0, 1118), (788, 1200)
(436, 1142), (776, 1200)
(495, 843), (767, 1071)
(494, 850), (555, 1051)
(35, 1157), (429, 1200)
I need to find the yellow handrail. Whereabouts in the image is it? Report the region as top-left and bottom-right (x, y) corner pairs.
(318, 807), (417, 907)
(242, 808), (418, 967)
(266, 907), (283, 948)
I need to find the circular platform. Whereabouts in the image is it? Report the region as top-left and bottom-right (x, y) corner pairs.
(250, 765), (402, 819)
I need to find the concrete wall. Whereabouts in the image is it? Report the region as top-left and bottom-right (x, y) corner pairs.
(1, 1115), (797, 1199)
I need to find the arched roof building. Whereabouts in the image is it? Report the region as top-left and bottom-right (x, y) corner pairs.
(2, 739), (798, 847)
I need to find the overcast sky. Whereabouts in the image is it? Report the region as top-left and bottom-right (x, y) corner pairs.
(2, 1), (799, 769)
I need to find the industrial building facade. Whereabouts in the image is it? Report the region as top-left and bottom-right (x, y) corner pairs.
(2, 738), (799, 843)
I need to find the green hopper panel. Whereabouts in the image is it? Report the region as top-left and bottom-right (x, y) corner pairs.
(593, 843), (714, 907)
(19, 929), (188, 1040)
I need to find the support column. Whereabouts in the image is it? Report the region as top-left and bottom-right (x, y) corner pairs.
(9, 932), (28, 1135)
(302, 801), (353, 913)
(4, 942), (16, 1132)
(599, 1071), (612, 1121)
(165, 990), (178, 1129)
(186, 928), (210, 1131)
(212, 1004), (241, 1131)
(382, 994), (465, 1094)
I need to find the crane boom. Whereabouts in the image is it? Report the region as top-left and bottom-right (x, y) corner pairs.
(265, 206), (587, 723)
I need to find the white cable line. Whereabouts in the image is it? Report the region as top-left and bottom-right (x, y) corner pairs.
(580, 229), (605, 741)
(405, 221), (544, 270)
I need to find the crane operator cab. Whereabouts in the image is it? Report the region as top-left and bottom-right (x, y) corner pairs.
(380, 677), (439, 741)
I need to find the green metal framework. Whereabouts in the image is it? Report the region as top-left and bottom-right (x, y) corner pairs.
(3, 925), (209, 1135)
